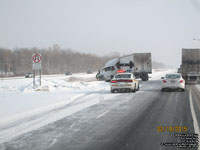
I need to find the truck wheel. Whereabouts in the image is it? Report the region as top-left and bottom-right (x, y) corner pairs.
(142, 77), (148, 81)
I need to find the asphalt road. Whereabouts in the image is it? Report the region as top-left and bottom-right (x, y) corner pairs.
(1, 80), (199, 150)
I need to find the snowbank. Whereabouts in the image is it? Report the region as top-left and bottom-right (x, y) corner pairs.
(0, 70), (172, 143)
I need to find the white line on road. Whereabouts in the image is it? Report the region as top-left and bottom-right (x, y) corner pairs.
(96, 110), (110, 119)
(189, 89), (200, 150)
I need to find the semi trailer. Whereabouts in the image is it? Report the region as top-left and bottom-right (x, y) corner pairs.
(180, 49), (200, 84)
(102, 53), (152, 81)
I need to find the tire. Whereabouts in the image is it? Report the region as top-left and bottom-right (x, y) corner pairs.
(161, 88), (165, 92)
(111, 89), (114, 93)
(181, 88), (185, 92)
(137, 84), (140, 91)
(132, 84), (136, 93)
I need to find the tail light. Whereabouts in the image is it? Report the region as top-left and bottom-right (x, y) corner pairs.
(163, 80), (167, 83)
(180, 80), (184, 83)
(111, 80), (117, 83)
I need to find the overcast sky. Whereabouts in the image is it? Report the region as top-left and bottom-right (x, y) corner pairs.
(0, 0), (200, 67)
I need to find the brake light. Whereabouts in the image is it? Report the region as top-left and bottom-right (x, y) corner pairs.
(111, 80), (117, 83)
(180, 80), (184, 83)
(117, 69), (126, 73)
(163, 80), (167, 83)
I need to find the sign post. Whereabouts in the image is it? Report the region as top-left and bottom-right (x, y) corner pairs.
(32, 53), (42, 87)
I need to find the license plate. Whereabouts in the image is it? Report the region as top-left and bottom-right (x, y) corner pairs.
(119, 83), (124, 86)
(171, 81), (175, 83)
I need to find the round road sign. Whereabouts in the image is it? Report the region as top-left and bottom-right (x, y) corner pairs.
(32, 54), (42, 63)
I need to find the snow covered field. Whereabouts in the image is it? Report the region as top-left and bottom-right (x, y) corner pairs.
(0, 69), (173, 144)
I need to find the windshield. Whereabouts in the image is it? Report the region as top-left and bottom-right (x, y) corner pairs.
(165, 74), (181, 79)
(104, 66), (115, 72)
(115, 74), (131, 79)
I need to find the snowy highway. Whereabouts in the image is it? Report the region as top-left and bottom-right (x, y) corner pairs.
(0, 70), (199, 150)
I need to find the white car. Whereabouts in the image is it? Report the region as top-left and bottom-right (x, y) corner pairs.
(161, 73), (185, 92)
(110, 73), (139, 93)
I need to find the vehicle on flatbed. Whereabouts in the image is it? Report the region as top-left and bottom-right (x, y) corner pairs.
(110, 72), (139, 93)
(161, 73), (185, 92)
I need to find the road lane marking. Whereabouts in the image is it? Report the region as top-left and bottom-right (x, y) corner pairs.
(96, 110), (110, 119)
(189, 89), (200, 150)
(193, 86), (200, 110)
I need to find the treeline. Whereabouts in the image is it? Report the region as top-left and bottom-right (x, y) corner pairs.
(0, 45), (119, 76)
(0, 45), (167, 76)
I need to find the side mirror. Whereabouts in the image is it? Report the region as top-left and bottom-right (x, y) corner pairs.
(161, 77), (164, 79)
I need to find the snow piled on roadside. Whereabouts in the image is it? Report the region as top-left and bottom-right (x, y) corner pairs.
(0, 70), (173, 120)
(21, 74), (97, 92)
(0, 70), (172, 144)
(0, 73), (111, 144)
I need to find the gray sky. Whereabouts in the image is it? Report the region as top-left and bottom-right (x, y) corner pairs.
(0, 0), (200, 67)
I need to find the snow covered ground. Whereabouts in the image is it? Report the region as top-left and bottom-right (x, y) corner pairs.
(0, 69), (173, 144)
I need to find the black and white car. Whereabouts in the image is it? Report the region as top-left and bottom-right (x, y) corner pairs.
(110, 73), (139, 93)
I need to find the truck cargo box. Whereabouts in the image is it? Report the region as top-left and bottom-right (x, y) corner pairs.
(181, 49), (200, 83)
(134, 53), (152, 74)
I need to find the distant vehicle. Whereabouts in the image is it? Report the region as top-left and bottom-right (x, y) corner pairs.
(179, 49), (200, 84)
(25, 73), (33, 78)
(161, 73), (185, 92)
(102, 53), (152, 82)
(65, 71), (72, 75)
(110, 73), (139, 93)
(87, 70), (93, 74)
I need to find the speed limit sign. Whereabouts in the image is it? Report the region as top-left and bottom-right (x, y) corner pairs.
(32, 54), (42, 64)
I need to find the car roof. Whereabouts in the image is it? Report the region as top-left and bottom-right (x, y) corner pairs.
(166, 73), (181, 75)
